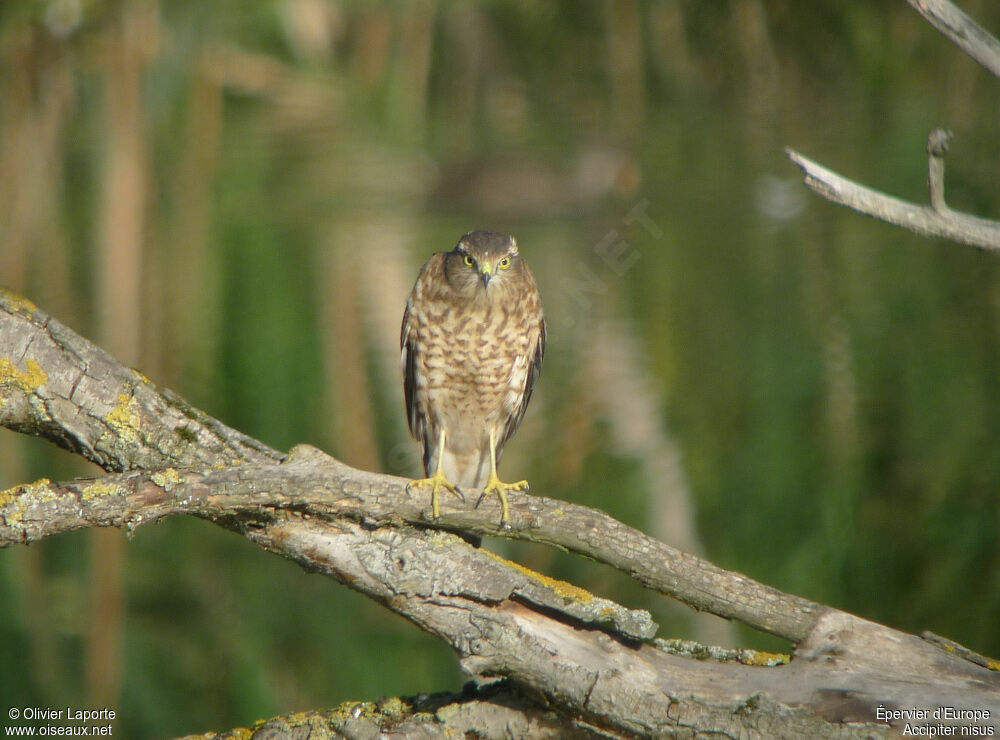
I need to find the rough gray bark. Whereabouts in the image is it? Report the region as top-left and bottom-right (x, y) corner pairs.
(3, 291), (999, 740)
(0, 292), (281, 471)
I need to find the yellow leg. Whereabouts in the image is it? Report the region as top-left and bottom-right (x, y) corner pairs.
(406, 429), (463, 519)
(477, 428), (529, 527)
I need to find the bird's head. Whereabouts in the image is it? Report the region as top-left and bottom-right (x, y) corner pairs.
(443, 230), (525, 300)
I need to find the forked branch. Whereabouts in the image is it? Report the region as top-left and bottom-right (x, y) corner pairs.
(789, 0), (1000, 249)
(787, 132), (1000, 251)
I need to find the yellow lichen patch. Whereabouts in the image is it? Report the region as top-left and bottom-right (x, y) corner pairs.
(739, 649), (791, 667)
(375, 696), (408, 721)
(0, 478), (54, 504)
(987, 659), (1000, 672)
(329, 701), (376, 721)
(656, 638), (790, 667)
(81, 481), (125, 501)
(105, 393), (142, 445)
(151, 468), (181, 491)
(215, 457), (245, 470)
(0, 479), (56, 525)
(0, 289), (38, 315)
(0, 357), (48, 392)
(484, 549), (595, 603)
(282, 711), (318, 725)
(200, 729), (252, 740)
(0, 488), (17, 507)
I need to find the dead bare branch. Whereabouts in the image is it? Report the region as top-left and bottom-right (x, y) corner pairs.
(786, 139), (1000, 251)
(907, 0), (1000, 78)
(787, 2), (1000, 249)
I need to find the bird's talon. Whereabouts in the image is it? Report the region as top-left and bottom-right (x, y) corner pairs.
(476, 475), (529, 526)
(407, 471), (463, 519)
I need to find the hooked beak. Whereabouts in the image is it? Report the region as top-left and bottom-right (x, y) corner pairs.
(480, 264), (492, 288)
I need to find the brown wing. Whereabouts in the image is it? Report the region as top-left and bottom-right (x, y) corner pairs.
(499, 315), (545, 451)
(402, 254), (444, 444)
(401, 293), (423, 442)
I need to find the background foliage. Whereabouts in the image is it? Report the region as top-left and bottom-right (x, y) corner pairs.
(2, 1), (999, 737)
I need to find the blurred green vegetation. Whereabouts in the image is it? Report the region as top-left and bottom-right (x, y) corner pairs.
(2, 0), (1000, 736)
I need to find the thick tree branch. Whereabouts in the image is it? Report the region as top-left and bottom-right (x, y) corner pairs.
(0, 289), (281, 471)
(178, 686), (626, 740)
(3, 289), (999, 738)
(0, 288), (821, 642)
(0, 450), (823, 644)
(4, 468), (998, 738)
(907, 0), (1000, 78)
(0, 461), (657, 642)
(7, 471), (998, 739)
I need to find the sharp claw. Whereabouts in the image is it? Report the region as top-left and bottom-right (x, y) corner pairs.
(476, 477), (529, 526)
(407, 473), (463, 519)
(498, 492), (510, 527)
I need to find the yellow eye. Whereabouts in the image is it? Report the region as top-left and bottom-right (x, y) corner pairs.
(463, 254), (475, 267)
(498, 256), (511, 270)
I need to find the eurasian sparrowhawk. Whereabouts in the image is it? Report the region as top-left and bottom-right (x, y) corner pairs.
(401, 230), (545, 526)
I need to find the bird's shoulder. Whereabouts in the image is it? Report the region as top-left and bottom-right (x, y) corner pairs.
(414, 251), (448, 289)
